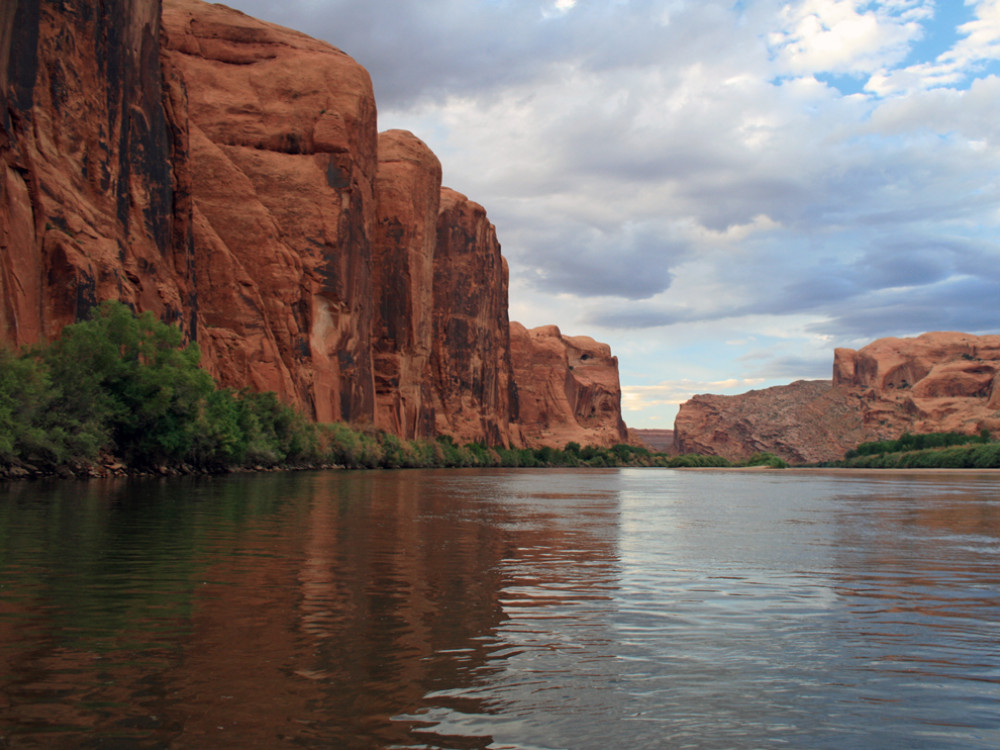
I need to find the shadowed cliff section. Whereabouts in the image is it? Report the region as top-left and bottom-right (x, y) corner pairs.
(0, 0), (630, 449)
(432, 188), (520, 447)
(372, 130), (441, 440)
(1, 0), (190, 348)
(674, 332), (1000, 464)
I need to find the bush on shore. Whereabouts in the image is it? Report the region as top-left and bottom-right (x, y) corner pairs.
(845, 430), (990, 460)
(835, 441), (1000, 469)
(0, 302), (323, 475)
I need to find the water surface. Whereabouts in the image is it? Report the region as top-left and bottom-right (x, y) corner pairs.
(1, 468), (998, 748)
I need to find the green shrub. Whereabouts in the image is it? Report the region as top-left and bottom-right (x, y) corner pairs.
(745, 452), (789, 469)
(850, 431), (982, 459)
(42, 301), (216, 467)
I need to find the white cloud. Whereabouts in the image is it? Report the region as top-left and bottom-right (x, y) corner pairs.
(945, 0), (1000, 68)
(866, 0), (1000, 95)
(622, 378), (768, 411)
(769, 0), (925, 76)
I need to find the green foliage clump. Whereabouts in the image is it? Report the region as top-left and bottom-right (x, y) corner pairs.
(660, 453), (732, 468)
(745, 452), (789, 469)
(846, 431), (984, 460)
(43, 301), (216, 466)
(836, 432), (1000, 470)
(0, 347), (87, 468)
(0, 301), (321, 474)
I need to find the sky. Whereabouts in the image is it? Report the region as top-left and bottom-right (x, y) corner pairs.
(223, 0), (1000, 428)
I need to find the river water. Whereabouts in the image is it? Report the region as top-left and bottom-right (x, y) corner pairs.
(0, 468), (998, 749)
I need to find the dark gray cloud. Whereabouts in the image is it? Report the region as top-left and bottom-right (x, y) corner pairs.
(581, 232), (1000, 337)
(512, 221), (684, 300)
(808, 276), (1000, 339)
(583, 306), (695, 330)
(738, 352), (833, 380)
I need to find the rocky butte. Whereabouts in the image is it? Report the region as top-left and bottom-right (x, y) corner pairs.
(0, 0), (628, 449)
(674, 332), (1000, 464)
(510, 323), (629, 449)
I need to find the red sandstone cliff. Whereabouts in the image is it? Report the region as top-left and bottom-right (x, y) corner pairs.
(510, 322), (628, 448)
(1, 0), (192, 347)
(629, 429), (674, 452)
(0, 0), (629, 448)
(372, 130), (442, 439)
(162, 0), (379, 423)
(673, 380), (865, 464)
(833, 332), (1000, 436)
(674, 332), (1000, 464)
(432, 188), (520, 446)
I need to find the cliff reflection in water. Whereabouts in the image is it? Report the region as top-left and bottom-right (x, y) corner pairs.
(0, 470), (622, 749)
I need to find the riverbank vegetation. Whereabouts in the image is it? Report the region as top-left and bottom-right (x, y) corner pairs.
(1, 302), (753, 479)
(0, 302), (319, 477)
(823, 431), (1000, 469)
(11, 304), (995, 478)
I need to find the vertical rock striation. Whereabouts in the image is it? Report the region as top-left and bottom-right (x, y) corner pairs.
(0, 0), (191, 347)
(372, 130), (441, 439)
(431, 188), (520, 446)
(161, 0), (378, 423)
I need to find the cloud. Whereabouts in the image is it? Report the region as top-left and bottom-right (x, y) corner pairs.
(866, 0), (1000, 95)
(808, 275), (1000, 338)
(622, 377), (768, 412)
(737, 352), (833, 380)
(517, 221), (682, 300)
(769, 0), (928, 77)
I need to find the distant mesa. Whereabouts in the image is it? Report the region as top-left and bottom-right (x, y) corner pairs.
(674, 332), (1000, 464)
(0, 0), (628, 449)
(629, 429), (674, 453)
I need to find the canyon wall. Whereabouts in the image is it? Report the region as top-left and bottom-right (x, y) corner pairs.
(510, 323), (628, 448)
(673, 380), (865, 464)
(674, 332), (1000, 464)
(0, 0), (629, 447)
(1, 0), (192, 348)
(162, 0), (379, 423)
(372, 130), (441, 440)
(629, 429), (674, 452)
(432, 189), (519, 447)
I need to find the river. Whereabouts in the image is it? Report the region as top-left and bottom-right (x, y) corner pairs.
(1, 468), (998, 749)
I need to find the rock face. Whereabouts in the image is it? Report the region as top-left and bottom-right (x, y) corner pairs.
(510, 323), (628, 448)
(1, 0), (192, 347)
(372, 130), (441, 439)
(674, 332), (1000, 464)
(629, 429), (674, 452)
(674, 380), (865, 464)
(0, 0), (630, 448)
(431, 189), (519, 446)
(833, 332), (1000, 436)
(162, 0), (379, 423)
